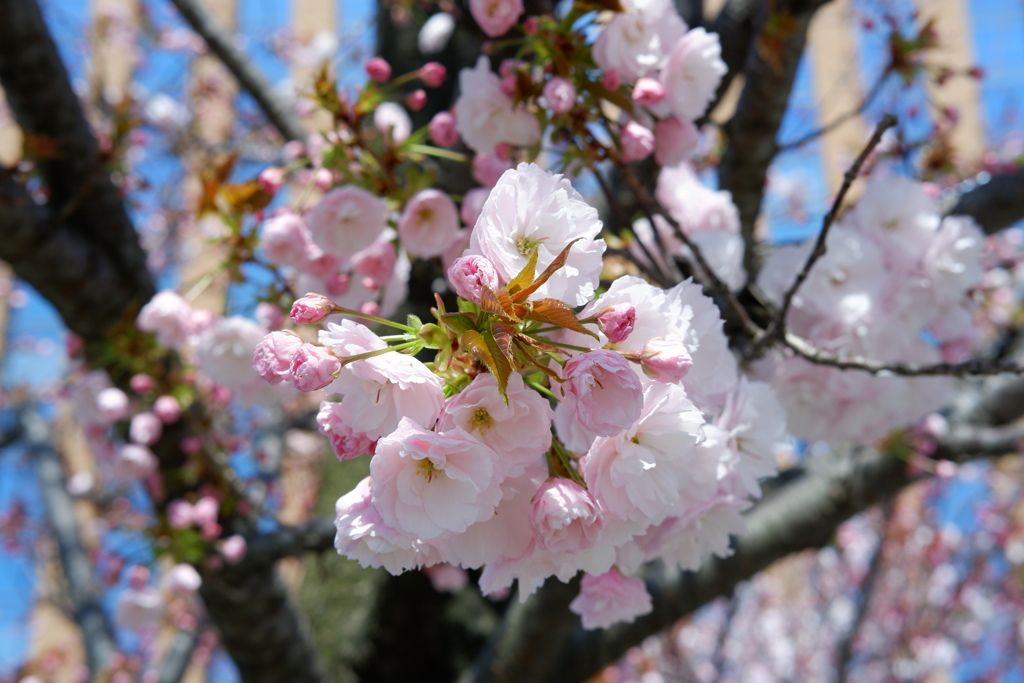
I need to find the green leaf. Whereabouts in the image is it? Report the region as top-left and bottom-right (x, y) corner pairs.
(439, 313), (477, 337)
(461, 329), (512, 404)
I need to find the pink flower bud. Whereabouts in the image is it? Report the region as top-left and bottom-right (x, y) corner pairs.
(365, 56), (392, 82)
(167, 499), (194, 529)
(523, 16), (539, 34)
(543, 77), (576, 114)
(313, 167), (333, 191)
(290, 293), (335, 325)
(654, 117), (699, 167)
(97, 388), (130, 423)
(470, 0), (523, 38)
(130, 373), (156, 394)
(220, 535), (247, 564)
(472, 153), (512, 187)
(406, 89), (428, 111)
(621, 121), (654, 162)
(530, 478), (604, 552)
(597, 303), (636, 343)
(632, 77), (665, 106)
(448, 255), (500, 303)
(257, 167), (284, 194)
(290, 344), (342, 392)
(494, 143), (513, 161)
(192, 496), (219, 528)
(419, 62), (447, 87)
(639, 339), (693, 382)
(429, 111), (459, 146)
(602, 69), (621, 91)
(153, 395), (182, 423)
(252, 330), (304, 385)
(129, 412), (162, 446)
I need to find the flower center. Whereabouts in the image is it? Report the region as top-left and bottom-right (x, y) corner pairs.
(469, 407), (495, 433)
(417, 458), (441, 482)
(515, 234), (544, 258)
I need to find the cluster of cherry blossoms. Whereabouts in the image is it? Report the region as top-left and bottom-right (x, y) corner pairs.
(254, 163), (789, 629)
(755, 176), (986, 443)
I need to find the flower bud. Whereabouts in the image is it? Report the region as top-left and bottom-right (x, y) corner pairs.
(258, 167), (284, 194)
(406, 89), (428, 111)
(290, 344), (342, 392)
(543, 77), (576, 114)
(429, 111), (459, 147)
(253, 330), (304, 385)
(153, 395), (182, 424)
(621, 121), (654, 162)
(597, 303), (636, 343)
(602, 69), (621, 91)
(419, 62), (447, 87)
(632, 77), (665, 106)
(639, 339), (692, 382)
(365, 56), (392, 82)
(290, 293), (335, 325)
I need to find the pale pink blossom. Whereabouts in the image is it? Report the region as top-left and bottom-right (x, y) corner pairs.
(447, 254), (501, 303)
(632, 77), (665, 106)
(429, 111), (459, 146)
(603, 69), (622, 90)
(374, 102), (412, 144)
(290, 343), (342, 392)
(130, 412), (162, 445)
(167, 500), (194, 529)
(472, 154), (513, 187)
(290, 293), (335, 325)
(317, 400), (375, 460)
(252, 330), (304, 385)
(559, 350), (643, 436)
(335, 477), (441, 573)
(307, 186), (389, 260)
(597, 303), (636, 344)
(324, 322), (444, 438)
(438, 372), (554, 478)
(467, 163), (605, 305)
(469, 0), (523, 37)
(193, 496), (219, 528)
(370, 418), (502, 539)
(460, 187), (490, 226)
(130, 373), (156, 394)
(115, 586), (163, 631)
(196, 316), (270, 397)
(138, 290), (193, 348)
(399, 189), (460, 258)
(258, 167), (284, 194)
(115, 444), (158, 481)
(96, 387), (130, 423)
(581, 383), (709, 523)
(454, 57), (540, 155)
(365, 56), (392, 82)
(654, 117), (699, 166)
(621, 121), (655, 162)
(255, 302), (284, 330)
(569, 570), (653, 629)
(543, 77), (576, 113)
(661, 27), (726, 122)
(424, 564), (468, 592)
(220, 535), (247, 563)
(260, 211), (318, 269)
(419, 12), (456, 54)
(638, 338), (693, 382)
(530, 479), (605, 553)
(593, 0), (688, 81)
(163, 564), (201, 594)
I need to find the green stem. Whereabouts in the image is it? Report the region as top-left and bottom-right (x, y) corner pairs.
(407, 144), (469, 163)
(338, 340), (420, 365)
(331, 305), (416, 332)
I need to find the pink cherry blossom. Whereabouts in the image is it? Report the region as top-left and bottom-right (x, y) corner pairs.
(96, 387), (130, 423)
(259, 211), (318, 269)
(543, 77), (576, 113)
(454, 57), (540, 155)
(559, 350), (643, 436)
(418, 12), (456, 55)
(654, 117), (699, 166)
(257, 166), (284, 194)
(196, 316), (270, 398)
(163, 564), (201, 594)
(472, 154), (513, 187)
(253, 330), (304, 385)
(129, 412), (162, 445)
(317, 400), (375, 460)
(374, 102), (412, 144)
(467, 163), (605, 305)
(632, 77), (665, 106)
(307, 186), (389, 260)
(639, 338), (693, 382)
(370, 418), (502, 540)
(398, 189), (460, 258)
(593, 0), (688, 81)
(469, 0), (523, 38)
(429, 111), (459, 147)
(137, 290), (193, 348)
(460, 187), (490, 226)
(530, 478), (605, 553)
(438, 372), (554, 478)
(290, 343), (342, 392)
(661, 27), (727, 122)
(167, 499), (194, 529)
(115, 444), (158, 481)
(621, 121), (655, 162)
(220, 535), (247, 564)
(569, 570), (653, 629)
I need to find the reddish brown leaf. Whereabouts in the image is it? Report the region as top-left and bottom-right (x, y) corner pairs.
(491, 321), (516, 362)
(512, 238), (583, 302)
(461, 329), (512, 403)
(507, 246), (539, 296)
(526, 298), (600, 339)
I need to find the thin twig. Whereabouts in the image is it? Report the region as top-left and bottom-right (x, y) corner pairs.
(752, 115), (897, 356)
(779, 69), (893, 152)
(784, 332), (1024, 377)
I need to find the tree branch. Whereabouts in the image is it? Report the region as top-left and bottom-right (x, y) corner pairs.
(717, 0), (831, 279)
(23, 407), (118, 676)
(167, 0), (307, 143)
(701, 0), (759, 124)
(158, 628), (200, 683)
(947, 166), (1024, 235)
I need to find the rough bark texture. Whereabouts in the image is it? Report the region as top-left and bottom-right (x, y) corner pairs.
(718, 0), (830, 277)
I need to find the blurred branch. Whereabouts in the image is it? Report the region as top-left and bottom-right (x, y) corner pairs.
(23, 408), (118, 675)
(167, 0), (307, 142)
(947, 167), (1024, 234)
(158, 628), (200, 683)
(241, 517), (337, 568)
(778, 68), (893, 151)
(701, 0), (759, 124)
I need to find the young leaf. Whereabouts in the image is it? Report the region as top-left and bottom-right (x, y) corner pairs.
(461, 330), (512, 403)
(480, 286), (522, 322)
(512, 238), (583, 303)
(507, 246), (540, 295)
(526, 298), (600, 339)
(491, 321), (516, 363)
(440, 313), (477, 337)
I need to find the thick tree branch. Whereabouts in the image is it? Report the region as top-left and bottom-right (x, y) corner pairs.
(947, 167), (1024, 234)
(167, 0), (307, 143)
(0, 0), (152, 311)
(158, 628), (200, 683)
(22, 408), (118, 675)
(241, 517), (337, 568)
(702, 0), (758, 124)
(718, 0), (831, 279)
